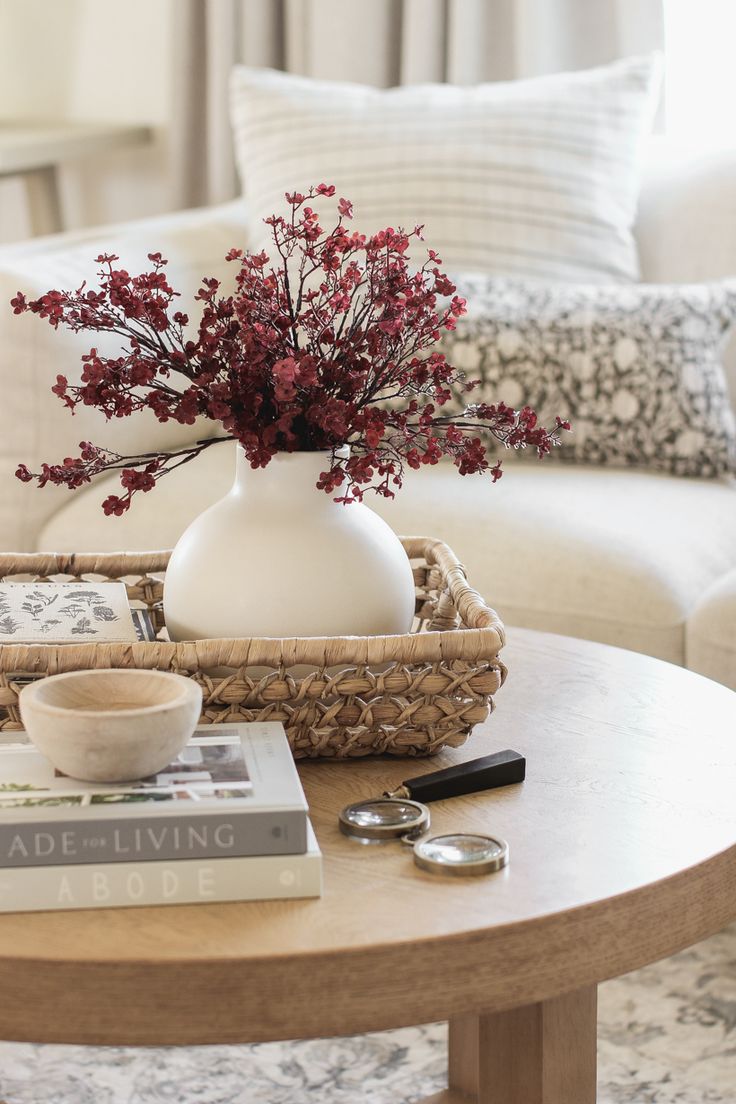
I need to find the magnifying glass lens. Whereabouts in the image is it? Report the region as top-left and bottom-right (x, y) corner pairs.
(423, 834), (503, 863)
(347, 799), (421, 828)
(413, 833), (509, 876)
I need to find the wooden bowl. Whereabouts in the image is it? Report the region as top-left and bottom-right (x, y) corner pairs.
(19, 669), (203, 783)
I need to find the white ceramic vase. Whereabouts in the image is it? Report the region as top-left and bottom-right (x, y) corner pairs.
(163, 446), (416, 641)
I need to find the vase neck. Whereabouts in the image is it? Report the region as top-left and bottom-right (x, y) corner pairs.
(232, 445), (347, 506)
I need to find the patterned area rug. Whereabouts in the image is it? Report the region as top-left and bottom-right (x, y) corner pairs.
(1, 924), (734, 1104)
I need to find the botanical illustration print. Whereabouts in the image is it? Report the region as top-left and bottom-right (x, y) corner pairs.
(442, 276), (736, 478)
(0, 583), (134, 643)
(0, 598), (19, 637)
(0, 923), (733, 1103)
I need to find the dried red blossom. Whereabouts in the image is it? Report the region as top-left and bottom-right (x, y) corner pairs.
(11, 187), (568, 514)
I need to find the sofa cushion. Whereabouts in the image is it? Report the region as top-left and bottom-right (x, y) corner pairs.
(230, 55), (661, 282)
(686, 568), (736, 690)
(36, 447), (736, 666)
(442, 275), (736, 478)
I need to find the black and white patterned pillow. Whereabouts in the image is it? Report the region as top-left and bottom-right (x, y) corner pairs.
(442, 276), (736, 478)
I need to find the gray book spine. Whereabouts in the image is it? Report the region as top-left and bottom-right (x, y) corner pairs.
(0, 809), (307, 868)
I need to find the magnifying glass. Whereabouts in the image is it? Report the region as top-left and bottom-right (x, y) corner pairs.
(338, 797), (430, 841)
(338, 748), (523, 876)
(413, 832), (509, 876)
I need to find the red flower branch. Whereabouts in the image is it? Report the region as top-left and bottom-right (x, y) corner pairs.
(11, 186), (569, 514)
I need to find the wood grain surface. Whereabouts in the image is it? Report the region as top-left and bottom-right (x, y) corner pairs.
(0, 628), (734, 1046)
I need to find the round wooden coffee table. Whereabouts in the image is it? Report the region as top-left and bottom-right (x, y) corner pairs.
(0, 628), (734, 1103)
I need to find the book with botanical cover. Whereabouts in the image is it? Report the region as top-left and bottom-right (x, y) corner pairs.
(0, 582), (139, 643)
(0, 722), (308, 867)
(0, 823), (322, 913)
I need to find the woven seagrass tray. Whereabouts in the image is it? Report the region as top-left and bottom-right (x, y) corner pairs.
(0, 537), (505, 758)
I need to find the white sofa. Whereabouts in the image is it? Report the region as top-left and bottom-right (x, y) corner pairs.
(1, 140), (735, 687)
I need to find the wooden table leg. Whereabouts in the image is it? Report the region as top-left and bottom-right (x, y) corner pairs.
(24, 166), (63, 235)
(419, 986), (598, 1104)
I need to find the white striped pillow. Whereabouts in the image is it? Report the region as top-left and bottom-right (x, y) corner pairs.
(229, 56), (661, 284)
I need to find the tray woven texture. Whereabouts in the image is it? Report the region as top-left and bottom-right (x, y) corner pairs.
(0, 537), (506, 758)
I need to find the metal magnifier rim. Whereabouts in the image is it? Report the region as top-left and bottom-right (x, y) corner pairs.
(338, 798), (430, 840)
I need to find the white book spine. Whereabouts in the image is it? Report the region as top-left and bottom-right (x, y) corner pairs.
(0, 836), (322, 913)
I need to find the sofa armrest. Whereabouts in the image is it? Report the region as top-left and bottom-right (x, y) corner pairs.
(637, 140), (736, 283)
(686, 567), (736, 691)
(0, 201), (248, 263)
(0, 201), (249, 551)
(637, 138), (736, 409)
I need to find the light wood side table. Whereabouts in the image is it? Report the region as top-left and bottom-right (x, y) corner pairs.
(0, 122), (152, 235)
(0, 627), (734, 1104)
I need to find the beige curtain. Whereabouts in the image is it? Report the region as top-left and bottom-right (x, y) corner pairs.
(170, 0), (664, 208)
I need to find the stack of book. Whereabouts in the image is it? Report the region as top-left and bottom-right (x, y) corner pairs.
(0, 721), (322, 913)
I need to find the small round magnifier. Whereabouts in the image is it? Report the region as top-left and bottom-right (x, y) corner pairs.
(339, 797), (430, 842)
(413, 832), (509, 876)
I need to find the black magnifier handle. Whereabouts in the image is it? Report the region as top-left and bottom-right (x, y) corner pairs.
(386, 749), (526, 804)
